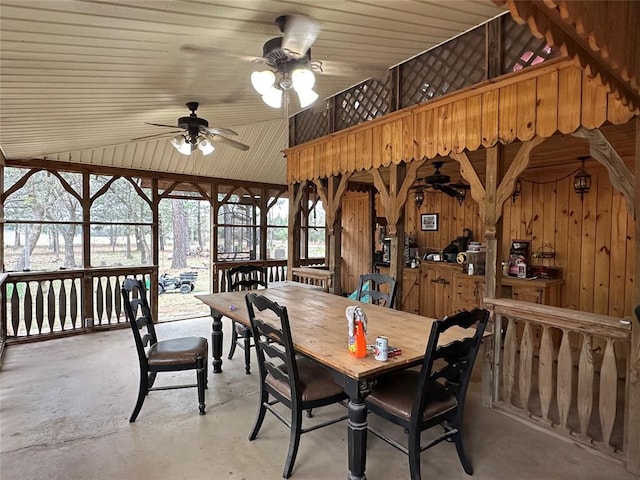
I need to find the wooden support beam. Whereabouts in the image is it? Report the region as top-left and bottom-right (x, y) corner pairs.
(286, 183), (304, 281)
(449, 151), (486, 217)
(572, 126), (635, 216)
(495, 136), (546, 218)
(627, 116), (640, 474)
(314, 173), (351, 236)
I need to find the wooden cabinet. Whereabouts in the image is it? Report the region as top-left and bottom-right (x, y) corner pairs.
(453, 275), (485, 313)
(419, 263), (456, 319)
(401, 268), (420, 314)
(502, 277), (563, 306)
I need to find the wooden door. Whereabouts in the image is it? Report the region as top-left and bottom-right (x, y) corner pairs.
(419, 266), (453, 319)
(341, 191), (372, 295)
(401, 268), (420, 314)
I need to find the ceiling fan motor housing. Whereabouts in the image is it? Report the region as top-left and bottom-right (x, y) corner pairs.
(262, 37), (311, 70)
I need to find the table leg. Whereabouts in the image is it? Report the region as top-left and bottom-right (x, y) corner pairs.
(210, 308), (223, 373)
(345, 378), (367, 480)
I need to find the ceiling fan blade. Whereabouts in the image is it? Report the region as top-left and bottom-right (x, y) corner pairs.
(203, 126), (238, 136)
(435, 184), (459, 197)
(145, 122), (181, 129)
(211, 134), (250, 151)
(131, 130), (182, 141)
(281, 14), (319, 59)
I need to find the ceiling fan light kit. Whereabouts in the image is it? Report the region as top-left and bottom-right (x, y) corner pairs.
(251, 15), (321, 109)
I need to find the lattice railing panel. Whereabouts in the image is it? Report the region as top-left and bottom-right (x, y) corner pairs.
(334, 77), (393, 131)
(400, 25), (486, 109)
(502, 15), (559, 73)
(292, 106), (329, 145)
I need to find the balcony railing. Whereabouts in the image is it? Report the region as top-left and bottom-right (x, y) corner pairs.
(1, 266), (157, 343)
(485, 298), (632, 463)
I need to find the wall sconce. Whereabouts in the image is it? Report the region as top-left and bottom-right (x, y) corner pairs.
(449, 181), (469, 206)
(414, 189), (424, 208)
(512, 178), (522, 203)
(573, 156), (592, 201)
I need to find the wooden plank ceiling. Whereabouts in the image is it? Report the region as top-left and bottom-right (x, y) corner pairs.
(0, 0), (505, 184)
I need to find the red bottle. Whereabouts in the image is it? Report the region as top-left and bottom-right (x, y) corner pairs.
(348, 312), (367, 358)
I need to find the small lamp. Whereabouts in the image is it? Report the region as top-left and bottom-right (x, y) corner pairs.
(197, 139), (215, 155)
(414, 189), (424, 208)
(456, 189), (466, 206)
(573, 156), (592, 201)
(171, 136), (192, 156)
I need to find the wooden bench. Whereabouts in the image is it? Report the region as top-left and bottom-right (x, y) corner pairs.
(291, 267), (333, 293)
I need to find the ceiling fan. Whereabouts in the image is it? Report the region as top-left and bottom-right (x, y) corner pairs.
(412, 161), (470, 206)
(250, 14), (322, 109)
(132, 102), (250, 155)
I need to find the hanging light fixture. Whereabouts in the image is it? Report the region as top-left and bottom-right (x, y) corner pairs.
(251, 24), (321, 110)
(573, 156), (592, 201)
(414, 189), (424, 208)
(171, 136), (193, 156)
(512, 178), (522, 203)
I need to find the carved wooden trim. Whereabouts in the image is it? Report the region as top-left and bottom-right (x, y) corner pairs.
(496, 136), (546, 210)
(314, 173), (351, 236)
(572, 126), (635, 216)
(449, 151), (486, 216)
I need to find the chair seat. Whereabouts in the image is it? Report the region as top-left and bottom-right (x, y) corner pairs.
(266, 357), (344, 402)
(366, 369), (457, 422)
(148, 337), (208, 367)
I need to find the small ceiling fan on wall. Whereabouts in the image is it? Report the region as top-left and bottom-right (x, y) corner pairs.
(132, 102), (250, 156)
(412, 161), (470, 207)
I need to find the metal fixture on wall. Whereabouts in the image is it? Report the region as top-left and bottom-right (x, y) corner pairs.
(573, 156), (592, 201)
(414, 189), (424, 208)
(512, 178), (522, 203)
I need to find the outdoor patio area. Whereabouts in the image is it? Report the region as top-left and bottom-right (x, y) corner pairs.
(0, 316), (635, 480)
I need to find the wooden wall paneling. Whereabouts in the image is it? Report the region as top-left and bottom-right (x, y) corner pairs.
(466, 94), (482, 151)
(530, 181), (545, 260)
(536, 69), (559, 137)
(356, 129), (372, 172)
(371, 124), (383, 170)
(554, 176), (570, 307)
(581, 71), (601, 129)
(402, 114), (414, 161)
(393, 118), (404, 165)
(498, 83), (518, 144)
(624, 3), (639, 89)
(624, 211), (635, 317)
(593, 175), (613, 315)
(566, 175), (584, 310)
(607, 190), (628, 318)
(579, 174), (598, 312)
(329, 139), (339, 177)
(607, 93), (635, 125)
(437, 104), (453, 156)
(542, 181), (557, 265)
(424, 108), (438, 159)
(516, 78), (537, 141)
(520, 178), (534, 240)
(452, 99), (467, 153)
(557, 66), (583, 133)
(339, 135), (349, 174)
(347, 132), (357, 173)
(414, 111), (424, 160)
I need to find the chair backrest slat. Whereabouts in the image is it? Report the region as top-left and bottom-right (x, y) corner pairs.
(413, 308), (489, 423)
(121, 278), (158, 367)
(246, 292), (300, 401)
(227, 265), (268, 292)
(356, 273), (397, 308)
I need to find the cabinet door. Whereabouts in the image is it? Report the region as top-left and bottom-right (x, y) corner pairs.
(420, 268), (453, 319)
(401, 271), (419, 314)
(454, 276), (482, 313)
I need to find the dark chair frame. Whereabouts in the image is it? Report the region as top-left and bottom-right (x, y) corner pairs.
(366, 308), (489, 479)
(226, 265), (268, 374)
(245, 292), (348, 478)
(356, 272), (398, 308)
(121, 278), (208, 422)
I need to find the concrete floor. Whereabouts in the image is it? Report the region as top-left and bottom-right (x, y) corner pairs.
(1, 316), (637, 480)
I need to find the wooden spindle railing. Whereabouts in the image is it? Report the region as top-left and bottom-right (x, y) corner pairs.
(211, 260), (289, 293)
(2, 266), (156, 342)
(486, 298), (631, 462)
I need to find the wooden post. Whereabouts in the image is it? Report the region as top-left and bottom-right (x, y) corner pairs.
(626, 117), (640, 474)
(81, 172), (93, 327)
(287, 183), (303, 281)
(259, 186), (268, 262)
(0, 151), (4, 272)
(151, 178), (159, 321)
(211, 183), (219, 292)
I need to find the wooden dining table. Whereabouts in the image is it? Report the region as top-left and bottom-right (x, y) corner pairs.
(196, 282), (475, 480)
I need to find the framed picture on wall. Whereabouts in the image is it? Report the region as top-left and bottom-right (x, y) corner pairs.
(421, 213), (438, 231)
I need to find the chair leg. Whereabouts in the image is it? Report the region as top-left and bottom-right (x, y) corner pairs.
(249, 388), (269, 441)
(228, 321), (238, 359)
(204, 352), (209, 389)
(453, 430), (473, 474)
(196, 357), (206, 415)
(283, 408), (303, 479)
(130, 368), (150, 423)
(243, 328), (251, 374)
(408, 427), (422, 480)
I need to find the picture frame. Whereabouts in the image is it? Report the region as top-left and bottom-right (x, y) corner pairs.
(421, 213), (439, 231)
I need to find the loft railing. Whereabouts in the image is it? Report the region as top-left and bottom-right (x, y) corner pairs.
(485, 298), (631, 464)
(2, 266), (156, 342)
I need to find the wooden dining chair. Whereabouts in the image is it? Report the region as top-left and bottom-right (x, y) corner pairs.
(365, 308), (490, 480)
(356, 272), (398, 308)
(245, 292), (348, 479)
(121, 278), (208, 422)
(226, 264), (268, 374)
